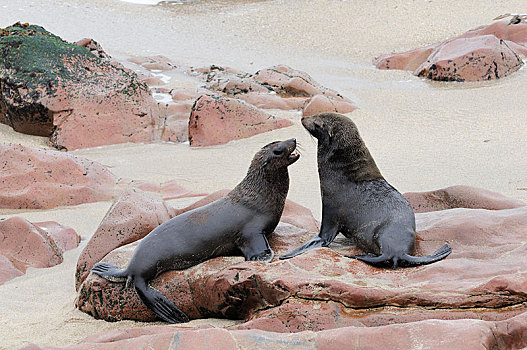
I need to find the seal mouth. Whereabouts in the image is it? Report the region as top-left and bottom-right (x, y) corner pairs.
(287, 147), (300, 164)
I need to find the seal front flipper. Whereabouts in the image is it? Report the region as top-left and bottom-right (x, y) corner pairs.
(279, 221), (338, 260)
(239, 229), (274, 262)
(91, 262), (128, 283)
(133, 278), (189, 324)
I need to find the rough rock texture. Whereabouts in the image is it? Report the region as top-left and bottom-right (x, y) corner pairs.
(416, 35), (523, 81)
(74, 188), (173, 290)
(195, 65), (356, 114)
(374, 21), (527, 81)
(0, 23), (162, 150)
(76, 188), (527, 333)
(0, 143), (117, 209)
(0, 216), (79, 285)
(24, 312), (527, 350)
(188, 95), (293, 147)
(404, 185), (526, 213)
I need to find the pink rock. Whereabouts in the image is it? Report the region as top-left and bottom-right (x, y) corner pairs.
(0, 216), (79, 285)
(77, 192), (527, 329)
(73, 38), (110, 60)
(0, 144), (117, 209)
(36, 221), (81, 252)
(415, 35), (523, 81)
(302, 94), (357, 117)
(193, 64), (356, 112)
(375, 21), (527, 80)
(26, 311), (527, 349)
(404, 185), (526, 213)
(374, 45), (435, 71)
(74, 188), (173, 290)
(238, 92), (306, 110)
(188, 95), (293, 147)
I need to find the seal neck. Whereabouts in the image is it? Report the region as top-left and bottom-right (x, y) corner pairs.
(229, 165), (289, 217)
(318, 141), (383, 183)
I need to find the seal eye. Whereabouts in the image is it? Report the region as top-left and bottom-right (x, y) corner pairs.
(273, 148), (284, 156)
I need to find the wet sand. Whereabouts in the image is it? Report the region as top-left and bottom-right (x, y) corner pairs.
(1, 0), (527, 348)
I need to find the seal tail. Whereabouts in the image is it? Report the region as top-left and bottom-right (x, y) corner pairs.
(134, 278), (189, 324)
(91, 262), (128, 283)
(348, 244), (452, 269)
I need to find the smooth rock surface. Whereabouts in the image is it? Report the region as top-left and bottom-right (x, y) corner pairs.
(25, 311), (527, 350)
(0, 144), (117, 209)
(188, 95), (293, 147)
(0, 216), (79, 285)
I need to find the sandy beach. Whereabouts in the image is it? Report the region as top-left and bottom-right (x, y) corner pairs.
(1, 0), (526, 348)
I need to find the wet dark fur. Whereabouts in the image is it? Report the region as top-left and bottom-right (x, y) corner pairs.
(91, 139), (299, 323)
(280, 113), (451, 268)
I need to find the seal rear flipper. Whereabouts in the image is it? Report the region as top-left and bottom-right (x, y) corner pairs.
(347, 253), (394, 268)
(398, 244), (452, 267)
(91, 262), (128, 282)
(279, 237), (326, 260)
(134, 278), (189, 324)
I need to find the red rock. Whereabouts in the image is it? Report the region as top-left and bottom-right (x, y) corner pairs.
(75, 188), (172, 290)
(24, 312), (527, 349)
(375, 21), (527, 80)
(404, 185), (526, 213)
(0, 144), (117, 209)
(415, 35), (523, 81)
(302, 94), (357, 117)
(36, 221), (81, 252)
(374, 45), (435, 71)
(237, 92), (306, 110)
(0, 216), (79, 285)
(0, 24), (162, 150)
(188, 95), (293, 147)
(77, 198), (527, 330)
(193, 64), (356, 112)
(73, 38), (110, 60)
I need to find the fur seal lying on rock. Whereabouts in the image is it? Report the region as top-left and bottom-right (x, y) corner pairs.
(91, 139), (299, 323)
(280, 113), (451, 268)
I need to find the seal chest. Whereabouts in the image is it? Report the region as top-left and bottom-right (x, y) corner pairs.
(280, 112), (451, 268)
(91, 139), (300, 323)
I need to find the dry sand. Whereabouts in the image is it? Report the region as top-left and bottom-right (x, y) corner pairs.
(1, 0), (526, 348)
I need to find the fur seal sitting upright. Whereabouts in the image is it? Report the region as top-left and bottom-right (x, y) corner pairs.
(280, 113), (451, 268)
(91, 139), (300, 323)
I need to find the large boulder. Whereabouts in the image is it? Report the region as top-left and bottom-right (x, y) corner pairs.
(0, 216), (79, 285)
(0, 144), (117, 209)
(74, 188), (173, 290)
(374, 21), (527, 81)
(188, 95), (293, 147)
(76, 186), (527, 331)
(415, 35), (523, 81)
(0, 23), (161, 150)
(0, 143), (202, 210)
(23, 312), (527, 350)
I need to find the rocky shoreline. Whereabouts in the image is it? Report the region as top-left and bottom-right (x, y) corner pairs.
(1, 7), (527, 349)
